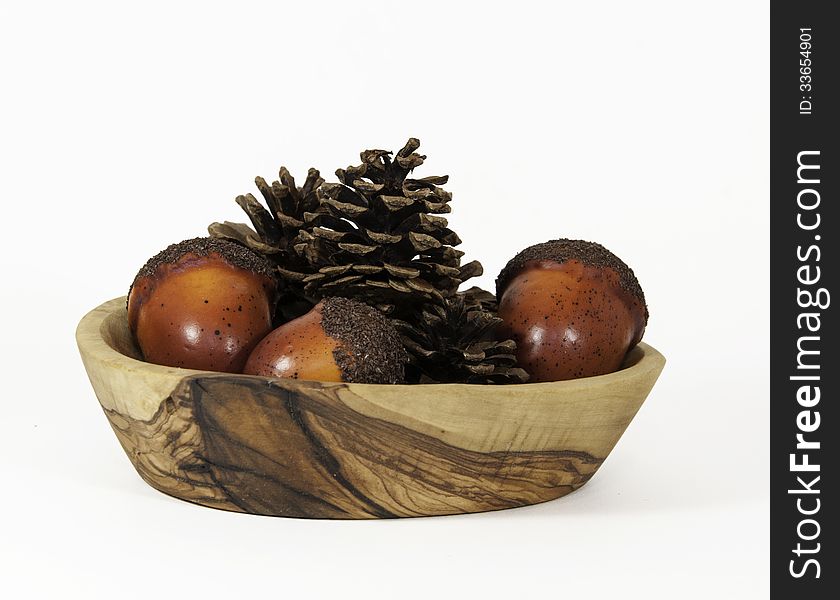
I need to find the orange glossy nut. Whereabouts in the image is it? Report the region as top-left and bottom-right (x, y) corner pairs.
(243, 302), (343, 381)
(128, 238), (277, 373)
(496, 240), (647, 382)
(244, 297), (407, 384)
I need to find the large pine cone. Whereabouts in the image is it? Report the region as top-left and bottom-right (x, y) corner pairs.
(297, 138), (482, 311)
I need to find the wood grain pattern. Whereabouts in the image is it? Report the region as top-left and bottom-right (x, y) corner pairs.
(77, 297), (665, 519)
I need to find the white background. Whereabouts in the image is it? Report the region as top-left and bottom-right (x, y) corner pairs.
(0, 1), (768, 598)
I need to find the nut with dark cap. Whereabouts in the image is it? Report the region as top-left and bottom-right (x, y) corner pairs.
(496, 239), (648, 382)
(127, 237), (278, 373)
(243, 296), (407, 383)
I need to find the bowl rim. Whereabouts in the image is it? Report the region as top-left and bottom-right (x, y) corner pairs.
(77, 296), (666, 391)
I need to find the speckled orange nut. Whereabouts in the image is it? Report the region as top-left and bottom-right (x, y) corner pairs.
(127, 238), (277, 373)
(243, 297), (406, 384)
(496, 240), (647, 382)
(242, 301), (342, 381)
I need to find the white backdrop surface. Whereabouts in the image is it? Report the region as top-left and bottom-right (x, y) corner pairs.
(0, 1), (768, 598)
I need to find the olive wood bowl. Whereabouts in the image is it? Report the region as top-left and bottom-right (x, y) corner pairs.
(77, 297), (665, 519)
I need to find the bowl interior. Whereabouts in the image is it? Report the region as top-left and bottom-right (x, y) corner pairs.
(101, 302), (143, 360)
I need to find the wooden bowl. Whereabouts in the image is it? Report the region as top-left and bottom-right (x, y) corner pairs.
(77, 297), (665, 519)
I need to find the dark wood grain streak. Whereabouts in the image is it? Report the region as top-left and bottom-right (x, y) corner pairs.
(104, 375), (604, 519)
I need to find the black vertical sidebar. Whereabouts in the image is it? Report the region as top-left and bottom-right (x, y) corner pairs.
(771, 2), (837, 597)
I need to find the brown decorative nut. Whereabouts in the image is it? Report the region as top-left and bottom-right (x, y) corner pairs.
(127, 237), (277, 373)
(243, 297), (406, 384)
(496, 239), (647, 382)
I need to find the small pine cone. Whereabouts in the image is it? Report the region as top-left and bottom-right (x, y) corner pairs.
(297, 138), (482, 310)
(393, 290), (530, 384)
